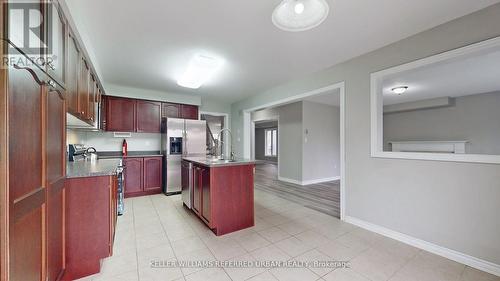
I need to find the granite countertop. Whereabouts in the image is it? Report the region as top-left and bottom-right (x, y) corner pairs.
(183, 156), (255, 168)
(97, 151), (163, 159)
(66, 158), (122, 179)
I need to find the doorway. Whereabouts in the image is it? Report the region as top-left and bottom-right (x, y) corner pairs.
(243, 82), (346, 219)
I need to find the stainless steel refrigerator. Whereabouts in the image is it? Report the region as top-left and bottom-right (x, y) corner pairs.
(161, 118), (206, 194)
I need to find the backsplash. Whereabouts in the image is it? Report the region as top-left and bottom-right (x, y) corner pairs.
(66, 129), (161, 152)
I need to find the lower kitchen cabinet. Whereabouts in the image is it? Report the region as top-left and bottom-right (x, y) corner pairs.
(63, 175), (118, 281)
(200, 167), (211, 225)
(124, 156), (163, 197)
(187, 161), (255, 236)
(192, 164), (211, 225)
(123, 157), (143, 195)
(144, 157), (163, 191)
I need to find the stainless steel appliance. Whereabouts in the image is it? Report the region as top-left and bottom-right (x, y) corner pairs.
(181, 161), (193, 208)
(68, 144), (87, 161)
(116, 160), (125, 215)
(161, 118), (206, 194)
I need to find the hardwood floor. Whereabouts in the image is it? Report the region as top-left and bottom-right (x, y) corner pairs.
(254, 162), (340, 218)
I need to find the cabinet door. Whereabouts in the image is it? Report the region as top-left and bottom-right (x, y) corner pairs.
(66, 31), (80, 115)
(181, 104), (199, 120)
(8, 57), (46, 281)
(136, 100), (161, 133)
(105, 97), (136, 132)
(46, 0), (66, 85)
(192, 166), (201, 215)
(143, 157), (162, 191)
(46, 82), (66, 281)
(162, 103), (180, 118)
(78, 57), (90, 119)
(123, 158), (143, 196)
(88, 75), (96, 124)
(200, 167), (211, 225)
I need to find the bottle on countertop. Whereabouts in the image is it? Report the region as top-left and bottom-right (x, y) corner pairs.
(122, 139), (128, 156)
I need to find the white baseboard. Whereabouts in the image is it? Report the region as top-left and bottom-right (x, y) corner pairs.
(345, 216), (500, 277)
(302, 176), (340, 185)
(278, 176), (302, 185)
(278, 176), (340, 186)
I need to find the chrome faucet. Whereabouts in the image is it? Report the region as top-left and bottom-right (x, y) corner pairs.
(216, 128), (234, 160)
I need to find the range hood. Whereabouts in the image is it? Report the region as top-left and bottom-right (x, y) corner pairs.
(66, 113), (100, 131)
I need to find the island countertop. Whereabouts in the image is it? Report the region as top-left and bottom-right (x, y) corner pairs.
(182, 156), (255, 167)
(66, 159), (121, 179)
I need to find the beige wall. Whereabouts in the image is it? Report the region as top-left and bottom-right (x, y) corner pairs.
(232, 3), (500, 266)
(384, 91), (500, 154)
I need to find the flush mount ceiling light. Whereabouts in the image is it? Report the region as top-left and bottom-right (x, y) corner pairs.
(177, 54), (223, 89)
(272, 0), (330, 32)
(391, 86), (409, 95)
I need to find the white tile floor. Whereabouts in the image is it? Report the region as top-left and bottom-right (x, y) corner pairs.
(76, 191), (499, 281)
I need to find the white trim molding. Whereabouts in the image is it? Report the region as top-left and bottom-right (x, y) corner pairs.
(370, 36), (500, 164)
(345, 216), (500, 277)
(243, 82), (346, 220)
(278, 176), (340, 186)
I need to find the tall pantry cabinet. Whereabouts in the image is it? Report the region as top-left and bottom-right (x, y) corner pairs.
(0, 1), (105, 280)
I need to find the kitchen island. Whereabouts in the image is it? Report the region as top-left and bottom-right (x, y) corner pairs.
(182, 157), (256, 236)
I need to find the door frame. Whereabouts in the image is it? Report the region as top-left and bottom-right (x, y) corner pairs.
(242, 82), (346, 220)
(251, 117), (280, 168)
(199, 111), (230, 156)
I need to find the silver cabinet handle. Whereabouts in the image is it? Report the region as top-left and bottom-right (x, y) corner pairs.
(46, 80), (56, 87)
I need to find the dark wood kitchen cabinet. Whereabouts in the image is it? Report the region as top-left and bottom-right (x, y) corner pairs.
(136, 100), (161, 133)
(124, 156), (163, 197)
(162, 102), (180, 118)
(6, 53), (47, 281)
(192, 164), (210, 225)
(143, 157), (163, 191)
(66, 30), (80, 116)
(2, 40), (66, 281)
(200, 167), (211, 225)
(78, 57), (90, 119)
(181, 104), (199, 120)
(185, 161), (255, 236)
(162, 102), (199, 120)
(46, 80), (66, 281)
(123, 157), (143, 196)
(63, 175), (117, 281)
(46, 0), (67, 86)
(103, 96), (136, 132)
(88, 75), (96, 124)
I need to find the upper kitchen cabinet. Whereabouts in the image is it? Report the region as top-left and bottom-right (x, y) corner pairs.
(46, 0), (66, 86)
(78, 57), (90, 120)
(162, 103), (199, 120)
(66, 30), (80, 116)
(136, 100), (161, 133)
(88, 75), (97, 124)
(162, 102), (180, 118)
(103, 96), (136, 132)
(181, 104), (199, 120)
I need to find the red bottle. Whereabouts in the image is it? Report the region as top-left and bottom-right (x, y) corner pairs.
(122, 139), (128, 156)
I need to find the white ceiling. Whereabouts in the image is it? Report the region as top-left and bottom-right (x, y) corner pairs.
(383, 47), (500, 105)
(66, 0), (500, 103)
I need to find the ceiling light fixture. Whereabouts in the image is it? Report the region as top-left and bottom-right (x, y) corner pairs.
(294, 2), (305, 14)
(391, 86), (409, 95)
(177, 54), (222, 89)
(272, 0), (329, 32)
